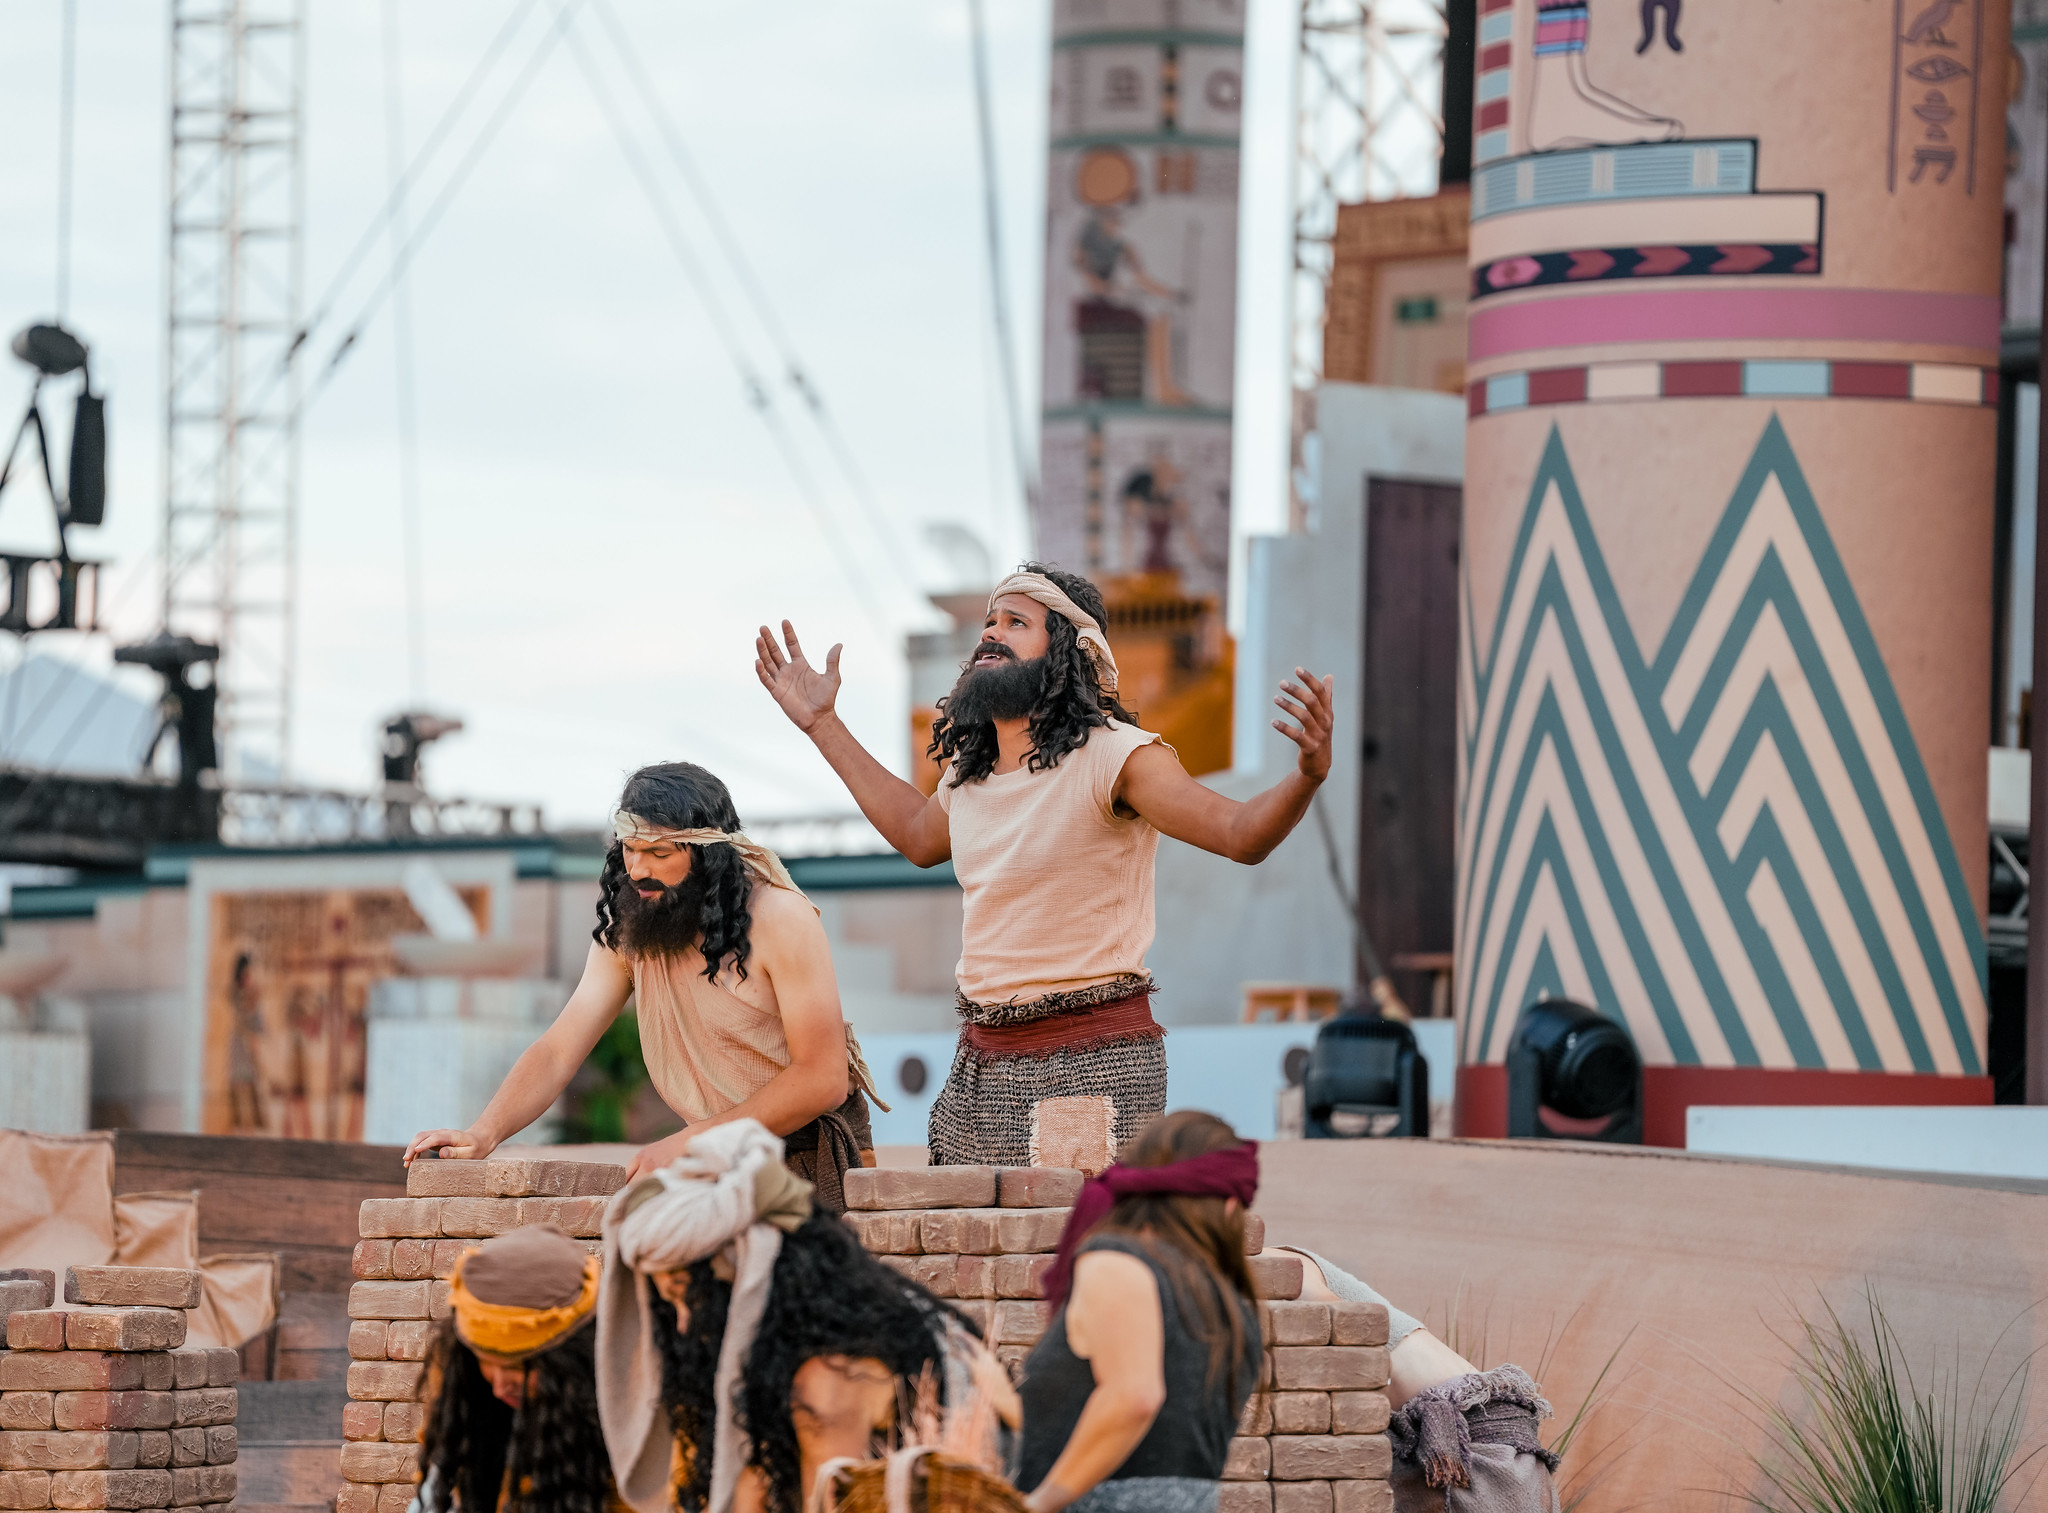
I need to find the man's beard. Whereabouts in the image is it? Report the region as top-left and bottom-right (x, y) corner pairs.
(943, 646), (1048, 726)
(614, 868), (710, 959)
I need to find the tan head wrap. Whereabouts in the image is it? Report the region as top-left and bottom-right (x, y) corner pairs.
(596, 1120), (812, 1513)
(987, 571), (1120, 696)
(611, 812), (804, 896)
(448, 1224), (600, 1360)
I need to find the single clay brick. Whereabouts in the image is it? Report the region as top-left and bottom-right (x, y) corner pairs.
(993, 1345), (1030, 1383)
(385, 1322), (434, 1362)
(996, 1169), (1083, 1208)
(0, 1358), (145, 1395)
(389, 1241), (433, 1282)
(1270, 1392), (1331, 1435)
(1243, 1214), (1266, 1254)
(995, 1209), (1070, 1254)
(1330, 1304), (1388, 1348)
(138, 1358), (172, 1396)
(992, 1302), (1042, 1347)
(0, 1398), (53, 1432)
(377, 1482), (415, 1513)
(357, 1200), (442, 1240)
(0, 1431), (137, 1471)
(53, 1467), (172, 1510)
(201, 1349), (234, 1390)
(1271, 1437), (1389, 1481)
(1027, 1096), (1117, 1175)
(1217, 1483), (1272, 1513)
(430, 1242), (472, 1280)
(951, 1257), (996, 1299)
(7, 1313), (68, 1352)
(1330, 1393), (1390, 1436)
(199, 1430), (231, 1468)
(916, 1211), (1002, 1256)
(1221, 1438), (1270, 1480)
(573, 1164), (628, 1197)
(340, 1403), (383, 1442)
(1272, 1348), (1389, 1393)
(351, 1243), (393, 1281)
(66, 1315), (184, 1356)
(1266, 1303), (1332, 1347)
(877, 1257), (955, 1298)
(0, 1282), (54, 1318)
(347, 1323), (389, 1362)
(1331, 1482), (1393, 1513)
(515, 1198), (605, 1237)
(948, 1301), (993, 1334)
(339, 1442), (418, 1484)
(381, 1403), (423, 1444)
(405, 1161), (490, 1199)
(54, 1395), (174, 1433)
(428, 1281), (452, 1321)
(132, 1434), (168, 1471)
(435, 1199), (520, 1239)
(336, 1479), (379, 1513)
(168, 1393), (232, 1431)
(346, 1363), (423, 1403)
(0, 1274), (56, 1295)
(1273, 1482), (1333, 1513)
(167, 1432), (203, 1468)
(0, 1471), (47, 1510)
(1250, 1255), (1303, 1301)
(62, 1275), (200, 1314)
(348, 1283), (429, 1322)
(844, 1168), (996, 1212)
(844, 1212), (921, 1254)
(1238, 1393), (1273, 1437)
(992, 1255), (1052, 1299)
(170, 1464), (233, 1504)
(164, 1357), (204, 1394)
(483, 1160), (581, 1199)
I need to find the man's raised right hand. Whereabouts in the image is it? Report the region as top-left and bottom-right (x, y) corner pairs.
(755, 620), (842, 734)
(404, 1127), (499, 1166)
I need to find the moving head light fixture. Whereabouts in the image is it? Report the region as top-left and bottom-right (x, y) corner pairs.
(0, 321), (107, 633)
(1505, 997), (1643, 1144)
(1303, 1013), (1429, 1138)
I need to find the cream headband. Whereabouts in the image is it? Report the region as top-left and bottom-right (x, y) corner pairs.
(988, 570), (1120, 696)
(611, 812), (802, 896)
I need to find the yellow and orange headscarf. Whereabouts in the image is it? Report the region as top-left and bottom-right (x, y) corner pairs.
(447, 1224), (600, 1361)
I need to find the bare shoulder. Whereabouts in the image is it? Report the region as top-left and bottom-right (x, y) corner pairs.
(1073, 1247), (1159, 1299)
(746, 886), (827, 955)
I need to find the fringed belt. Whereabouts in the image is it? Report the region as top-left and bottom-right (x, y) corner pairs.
(962, 988), (1164, 1059)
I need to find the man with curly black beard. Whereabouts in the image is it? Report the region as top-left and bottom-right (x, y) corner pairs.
(405, 761), (884, 1208)
(756, 562), (1335, 1166)
(414, 1225), (620, 1513)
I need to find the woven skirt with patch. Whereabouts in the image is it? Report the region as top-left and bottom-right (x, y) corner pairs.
(926, 975), (1167, 1167)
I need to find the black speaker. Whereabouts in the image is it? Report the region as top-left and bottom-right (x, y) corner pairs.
(66, 389), (105, 526)
(1505, 998), (1642, 1143)
(1303, 1015), (1429, 1138)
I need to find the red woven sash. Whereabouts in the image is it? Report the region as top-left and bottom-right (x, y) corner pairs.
(962, 990), (1163, 1058)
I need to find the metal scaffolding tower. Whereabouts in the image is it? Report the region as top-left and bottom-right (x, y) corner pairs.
(162, 0), (306, 781)
(1288, 0), (1447, 528)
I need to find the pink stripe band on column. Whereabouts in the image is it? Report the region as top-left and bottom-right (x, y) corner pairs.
(1468, 287), (2002, 361)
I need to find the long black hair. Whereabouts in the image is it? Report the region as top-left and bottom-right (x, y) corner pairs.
(592, 761), (758, 980)
(929, 562), (1139, 787)
(652, 1215), (960, 1513)
(416, 1319), (612, 1513)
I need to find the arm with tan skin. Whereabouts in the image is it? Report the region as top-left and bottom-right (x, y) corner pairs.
(622, 888), (850, 1181)
(403, 941), (634, 1165)
(1024, 1251), (1169, 1513)
(755, 622), (952, 867)
(1116, 669), (1335, 866)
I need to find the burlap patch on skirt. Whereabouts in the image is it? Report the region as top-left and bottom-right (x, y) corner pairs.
(927, 1032), (1166, 1167)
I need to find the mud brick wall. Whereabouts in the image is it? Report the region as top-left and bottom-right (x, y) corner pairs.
(337, 1159), (625, 1513)
(0, 1266), (241, 1513)
(844, 1167), (1394, 1513)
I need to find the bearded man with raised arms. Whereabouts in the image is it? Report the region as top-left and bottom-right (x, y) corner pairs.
(756, 562), (1334, 1166)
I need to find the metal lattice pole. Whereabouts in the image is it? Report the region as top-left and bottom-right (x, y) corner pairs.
(1287, 0), (1446, 530)
(163, 0), (304, 781)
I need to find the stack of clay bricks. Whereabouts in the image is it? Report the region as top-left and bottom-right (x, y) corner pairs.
(843, 1167), (1393, 1513)
(0, 1265), (240, 1513)
(338, 1158), (626, 1513)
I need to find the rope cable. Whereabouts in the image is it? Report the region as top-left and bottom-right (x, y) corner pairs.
(382, 0), (430, 703)
(56, 0), (78, 318)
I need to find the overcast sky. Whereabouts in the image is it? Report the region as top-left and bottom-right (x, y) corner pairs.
(0, 0), (1307, 826)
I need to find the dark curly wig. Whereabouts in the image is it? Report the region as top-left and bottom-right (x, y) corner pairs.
(416, 1318), (612, 1513)
(651, 1215), (961, 1513)
(592, 761), (758, 981)
(930, 562), (1139, 788)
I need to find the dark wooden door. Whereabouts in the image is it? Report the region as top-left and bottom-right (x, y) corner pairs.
(1357, 477), (1462, 1013)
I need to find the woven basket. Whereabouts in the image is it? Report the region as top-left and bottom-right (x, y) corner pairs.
(815, 1447), (1028, 1513)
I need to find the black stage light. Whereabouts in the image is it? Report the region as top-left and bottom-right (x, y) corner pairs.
(11, 324), (87, 376)
(1303, 1014), (1429, 1138)
(1505, 998), (1642, 1143)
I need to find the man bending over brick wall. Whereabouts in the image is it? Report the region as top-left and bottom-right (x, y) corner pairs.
(407, 762), (885, 1208)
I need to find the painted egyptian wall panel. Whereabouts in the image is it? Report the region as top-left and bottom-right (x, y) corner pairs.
(1457, 0), (2007, 1091)
(1037, 0), (1242, 603)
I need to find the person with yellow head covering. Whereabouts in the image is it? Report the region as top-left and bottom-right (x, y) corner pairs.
(415, 1225), (621, 1513)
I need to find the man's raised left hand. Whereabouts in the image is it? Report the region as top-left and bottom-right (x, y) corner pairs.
(1274, 668), (1336, 783)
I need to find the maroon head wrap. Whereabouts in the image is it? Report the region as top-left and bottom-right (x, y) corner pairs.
(1041, 1141), (1260, 1309)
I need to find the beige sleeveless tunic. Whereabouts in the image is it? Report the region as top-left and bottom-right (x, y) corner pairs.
(628, 952), (790, 1125)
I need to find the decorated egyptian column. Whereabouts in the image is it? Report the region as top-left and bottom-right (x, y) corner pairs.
(1456, 0), (2007, 1135)
(1037, 0), (1243, 604)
